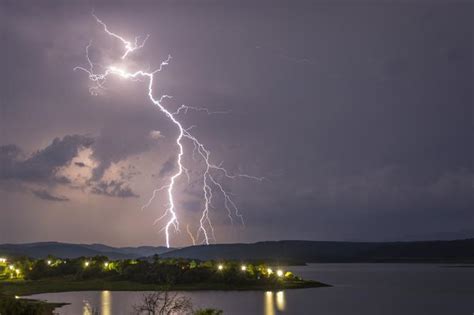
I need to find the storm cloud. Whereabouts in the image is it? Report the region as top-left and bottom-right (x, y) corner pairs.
(32, 189), (70, 202)
(0, 133), (142, 201)
(90, 180), (139, 198)
(0, 135), (93, 184)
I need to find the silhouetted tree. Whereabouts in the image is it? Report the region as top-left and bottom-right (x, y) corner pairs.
(133, 291), (193, 315)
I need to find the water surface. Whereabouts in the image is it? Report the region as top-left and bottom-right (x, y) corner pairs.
(29, 263), (474, 314)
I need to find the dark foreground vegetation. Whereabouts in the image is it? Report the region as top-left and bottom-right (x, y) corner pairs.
(0, 255), (327, 313)
(0, 256), (326, 315)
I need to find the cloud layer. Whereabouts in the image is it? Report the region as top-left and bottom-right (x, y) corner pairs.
(1, 0), (472, 246)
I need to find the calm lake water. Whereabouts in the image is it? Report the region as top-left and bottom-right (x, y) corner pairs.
(28, 263), (474, 315)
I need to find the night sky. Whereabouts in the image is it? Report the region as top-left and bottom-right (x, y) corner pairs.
(1, 0), (472, 247)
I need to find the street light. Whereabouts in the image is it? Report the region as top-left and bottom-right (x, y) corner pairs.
(218, 264), (224, 271)
(267, 268), (273, 275)
(276, 269), (284, 277)
(241, 265), (247, 271)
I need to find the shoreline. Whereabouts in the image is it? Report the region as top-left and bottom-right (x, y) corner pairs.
(1, 279), (330, 297)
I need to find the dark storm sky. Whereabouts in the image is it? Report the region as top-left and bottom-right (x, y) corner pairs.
(1, 0), (472, 246)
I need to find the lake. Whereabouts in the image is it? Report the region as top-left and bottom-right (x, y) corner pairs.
(28, 263), (474, 314)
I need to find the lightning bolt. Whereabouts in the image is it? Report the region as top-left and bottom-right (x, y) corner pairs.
(92, 13), (149, 60)
(186, 224), (196, 246)
(74, 14), (263, 247)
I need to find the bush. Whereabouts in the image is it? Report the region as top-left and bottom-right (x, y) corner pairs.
(0, 296), (50, 315)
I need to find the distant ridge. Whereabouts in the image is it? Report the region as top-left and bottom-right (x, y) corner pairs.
(162, 239), (474, 263)
(0, 242), (173, 259)
(1, 239), (473, 263)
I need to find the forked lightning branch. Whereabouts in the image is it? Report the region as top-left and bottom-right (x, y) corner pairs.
(74, 14), (262, 248)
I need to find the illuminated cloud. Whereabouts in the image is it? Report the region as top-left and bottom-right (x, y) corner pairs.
(0, 135), (143, 200)
(149, 130), (164, 140)
(0, 135), (94, 185)
(90, 180), (139, 198)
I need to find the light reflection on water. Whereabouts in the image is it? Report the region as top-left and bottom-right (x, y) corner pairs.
(264, 291), (275, 315)
(82, 300), (93, 315)
(264, 291), (286, 315)
(82, 291), (112, 315)
(101, 290), (111, 315)
(276, 291), (286, 311)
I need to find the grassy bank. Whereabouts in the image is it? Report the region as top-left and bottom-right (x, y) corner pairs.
(0, 278), (329, 296)
(0, 294), (67, 315)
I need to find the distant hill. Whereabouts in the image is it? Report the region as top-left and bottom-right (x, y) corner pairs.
(2, 239), (473, 263)
(161, 239), (474, 263)
(0, 242), (173, 259)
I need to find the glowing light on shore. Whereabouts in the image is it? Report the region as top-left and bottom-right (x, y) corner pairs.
(218, 264), (224, 271)
(241, 265), (247, 271)
(276, 269), (283, 277)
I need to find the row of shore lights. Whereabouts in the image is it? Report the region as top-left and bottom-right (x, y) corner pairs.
(4, 258), (285, 278)
(83, 261), (109, 268)
(217, 264), (284, 277)
(44, 260), (109, 269)
(1, 258), (20, 277)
